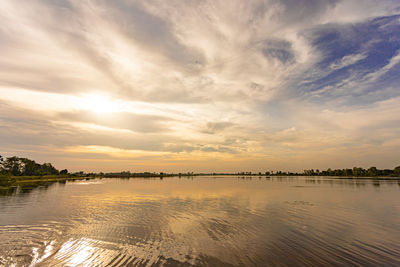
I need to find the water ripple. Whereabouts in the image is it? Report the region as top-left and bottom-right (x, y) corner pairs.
(0, 177), (399, 266)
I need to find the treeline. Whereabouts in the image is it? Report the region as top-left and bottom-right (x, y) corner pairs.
(95, 171), (197, 178)
(303, 166), (400, 177)
(0, 155), (68, 176)
(1, 155), (399, 178)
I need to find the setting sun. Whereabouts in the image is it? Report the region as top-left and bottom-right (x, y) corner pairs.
(79, 94), (120, 113)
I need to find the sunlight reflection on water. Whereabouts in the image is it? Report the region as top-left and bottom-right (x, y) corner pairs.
(0, 177), (400, 266)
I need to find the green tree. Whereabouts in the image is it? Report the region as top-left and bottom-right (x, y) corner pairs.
(2, 157), (23, 176)
(394, 166), (400, 176)
(40, 163), (59, 175)
(0, 155), (4, 174)
(0, 156), (60, 176)
(368, 167), (378, 177)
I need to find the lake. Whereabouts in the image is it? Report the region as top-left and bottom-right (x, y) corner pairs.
(1, 176), (400, 266)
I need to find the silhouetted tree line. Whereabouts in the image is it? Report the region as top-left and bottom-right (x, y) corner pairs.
(1, 155), (399, 178)
(0, 155), (68, 176)
(101, 171), (185, 178)
(303, 166), (400, 177)
(103, 171), (163, 178)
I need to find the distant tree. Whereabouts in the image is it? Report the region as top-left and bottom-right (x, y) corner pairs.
(344, 169), (353, 176)
(22, 158), (41, 176)
(3, 157), (23, 176)
(41, 163), (59, 175)
(394, 166), (400, 176)
(368, 167), (378, 177)
(60, 169), (68, 175)
(0, 155), (3, 169)
(0, 156), (60, 176)
(304, 169), (313, 176)
(353, 167), (361, 177)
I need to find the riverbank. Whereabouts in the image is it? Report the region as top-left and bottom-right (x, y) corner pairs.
(2, 174), (399, 191)
(0, 175), (96, 190)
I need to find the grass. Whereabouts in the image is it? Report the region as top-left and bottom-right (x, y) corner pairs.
(0, 174), (96, 189)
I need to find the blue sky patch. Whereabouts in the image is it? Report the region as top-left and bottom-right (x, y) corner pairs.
(293, 15), (400, 105)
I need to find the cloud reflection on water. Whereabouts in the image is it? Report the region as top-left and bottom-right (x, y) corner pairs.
(0, 177), (399, 266)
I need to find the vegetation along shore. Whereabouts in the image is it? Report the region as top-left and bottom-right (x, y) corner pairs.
(1, 155), (399, 191)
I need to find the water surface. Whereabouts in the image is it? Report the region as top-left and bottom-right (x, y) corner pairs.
(1, 176), (400, 266)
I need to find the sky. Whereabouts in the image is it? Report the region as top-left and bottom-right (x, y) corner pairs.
(1, 0), (400, 173)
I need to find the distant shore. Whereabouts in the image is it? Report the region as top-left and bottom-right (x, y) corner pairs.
(1, 173), (400, 192)
(2, 155), (399, 191)
(0, 174), (96, 190)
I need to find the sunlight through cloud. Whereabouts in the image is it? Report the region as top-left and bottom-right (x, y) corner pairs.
(78, 94), (121, 113)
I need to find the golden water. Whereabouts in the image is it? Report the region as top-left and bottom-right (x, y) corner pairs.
(1, 177), (400, 266)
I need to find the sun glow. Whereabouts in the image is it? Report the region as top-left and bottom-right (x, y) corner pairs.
(79, 94), (120, 113)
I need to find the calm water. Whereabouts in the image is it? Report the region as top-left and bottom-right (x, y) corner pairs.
(1, 176), (400, 266)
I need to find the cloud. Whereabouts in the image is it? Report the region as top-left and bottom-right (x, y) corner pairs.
(363, 49), (400, 82)
(262, 39), (295, 64)
(329, 53), (367, 70)
(284, 14), (400, 106)
(202, 122), (236, 134)
(57, 111), (174, 133)
(1, 0), (398, 103)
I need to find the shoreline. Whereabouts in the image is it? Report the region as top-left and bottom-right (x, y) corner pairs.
(1, 174), (400, 191)
(0, 175), (96, 191)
